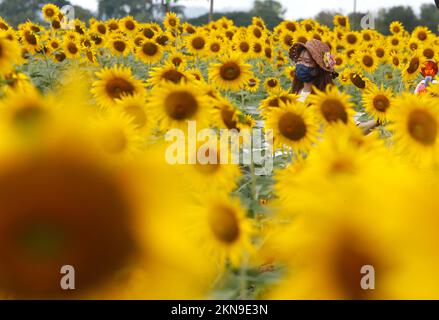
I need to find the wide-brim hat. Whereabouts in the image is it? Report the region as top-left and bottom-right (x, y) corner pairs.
(289, 39), (335, 72)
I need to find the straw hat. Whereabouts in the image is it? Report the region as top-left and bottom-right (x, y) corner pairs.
(289, 39), (335, 72)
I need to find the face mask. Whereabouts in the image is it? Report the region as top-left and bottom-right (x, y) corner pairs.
(295, 64), (319, 83)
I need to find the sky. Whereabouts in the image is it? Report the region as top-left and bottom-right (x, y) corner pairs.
(69, 0), (434, 19)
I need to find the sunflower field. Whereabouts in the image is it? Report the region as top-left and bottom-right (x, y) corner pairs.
(1, 4), (439, 300)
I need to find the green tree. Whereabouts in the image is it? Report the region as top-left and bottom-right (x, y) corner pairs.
(419, 3), (439, 34)
(315, 10), (341, 29)
(97, 0), (183, 21)
(0, 0), (94, 26)
(251, 0), (286, 29)
(375, 6), (419, 34)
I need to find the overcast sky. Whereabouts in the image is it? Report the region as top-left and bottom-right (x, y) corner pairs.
(70, 0), (435, 19)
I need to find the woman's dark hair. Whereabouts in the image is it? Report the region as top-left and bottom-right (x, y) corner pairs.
(291, 68), (334, 94)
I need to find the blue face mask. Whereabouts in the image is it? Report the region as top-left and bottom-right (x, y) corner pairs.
(295, 64), (319, 83)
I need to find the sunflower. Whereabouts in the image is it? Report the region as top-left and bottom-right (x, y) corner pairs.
(344, 31), (359, 47)
(402, 53), (423, 83)
(19, 29), (40, 54)
(186, 192), (253, 267)
(265, 100), (319, 153)
(147, 81), (210, 131)
(264, 77), (281, 93)
(389, 52), (401, 69)
(233, 37), (252, 56)
(186, 68), (205, 82)
(421, 42), (436, 60)
(106, 34), (132, 57)
(244, 77), (261, 92)
(334, 15), (350, 30)
(0, 32), (21, 75)
(390, 21), (404, 35)
(91, 66), (146, 108)
(167, 51), (187, 69)
(147, 62), (188, 86)
(292, 30), (309, 45)
(63, 38), (82, 59)
(350, 72), (372, 91)
(90, 109), (145, 162)
(119, 16), (138, 34)
(284, 66), (296, 80)
(408, 39), (421, 52)
(362, 85), (393, 123)
(206, 38), (225, 56)
(0, 86), (51, 137)
(307, 85), (355, 126)
(115, 94), (150, 133)
(374, 45), (387, 61)
(106, 19), (120, 32)
(42, 4), (60, 22)
(353, 50), (378, 74)
(185, 31), (207, 56)
(208, 54), (253, 92)
(389, 94), (439, 167)
(211, 96), (242, 130)
(413, 26), (431, 43)
(136, 39), (163, 65)
(91, 21), (107, 36)
(164, 12), (180, 30)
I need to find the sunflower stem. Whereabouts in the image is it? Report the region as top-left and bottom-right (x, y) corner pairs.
(239, 252), (249, 300)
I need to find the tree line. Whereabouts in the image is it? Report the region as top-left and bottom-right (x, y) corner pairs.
(0, 0), (437, 34)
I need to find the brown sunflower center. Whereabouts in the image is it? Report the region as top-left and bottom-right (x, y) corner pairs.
(172, 57), (183, 66)
(143, 28), (154, 39)
(253, 43), (262, 53)
(253, 28), (262, 38)
(113, 40), (126, 53)
(0, 156), (135, 298)
(424, 48), (434, 59)
(331, 233), (378, 299)
(375, 48), (385, 58)
(278, 112), (307, 141)
(97, 24), (106, 34)
(338, 17), (347, 27)
(286, 22), (296, 32)
(210, 43), (220, 52)
(267, 79), (278, 88)
(362, 55), (374, 67)
(347, 34), (357, 44)
(209, 205), (240, 244)
(350, 73), (366, 89)
(372, 95), (390, 112)
(407, 109), (437, 146)
(142, 42), (158, 56)
(24, 32), (37, 45)
(162, 69), (186, 83)
(125, 20), (135, 30)
(418, 31), (427, 41)
(67, 42), (78, 55)
(221, 108), (238, 130)
(105, 77), (135, 100)
(13, 105), (46, 131)
(239, 42), (250, 52)
(164, 91), (198, 120)
(284, 34), (294, 47)
(191, 36), (205, 50)
(45, 8), (55, 17)
(406, 58), (420, 74)
(219, 62), (241, 81)
(320, 99), (348, 124)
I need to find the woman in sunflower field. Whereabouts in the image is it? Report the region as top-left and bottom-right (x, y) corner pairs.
(289, 39), (378, 133)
